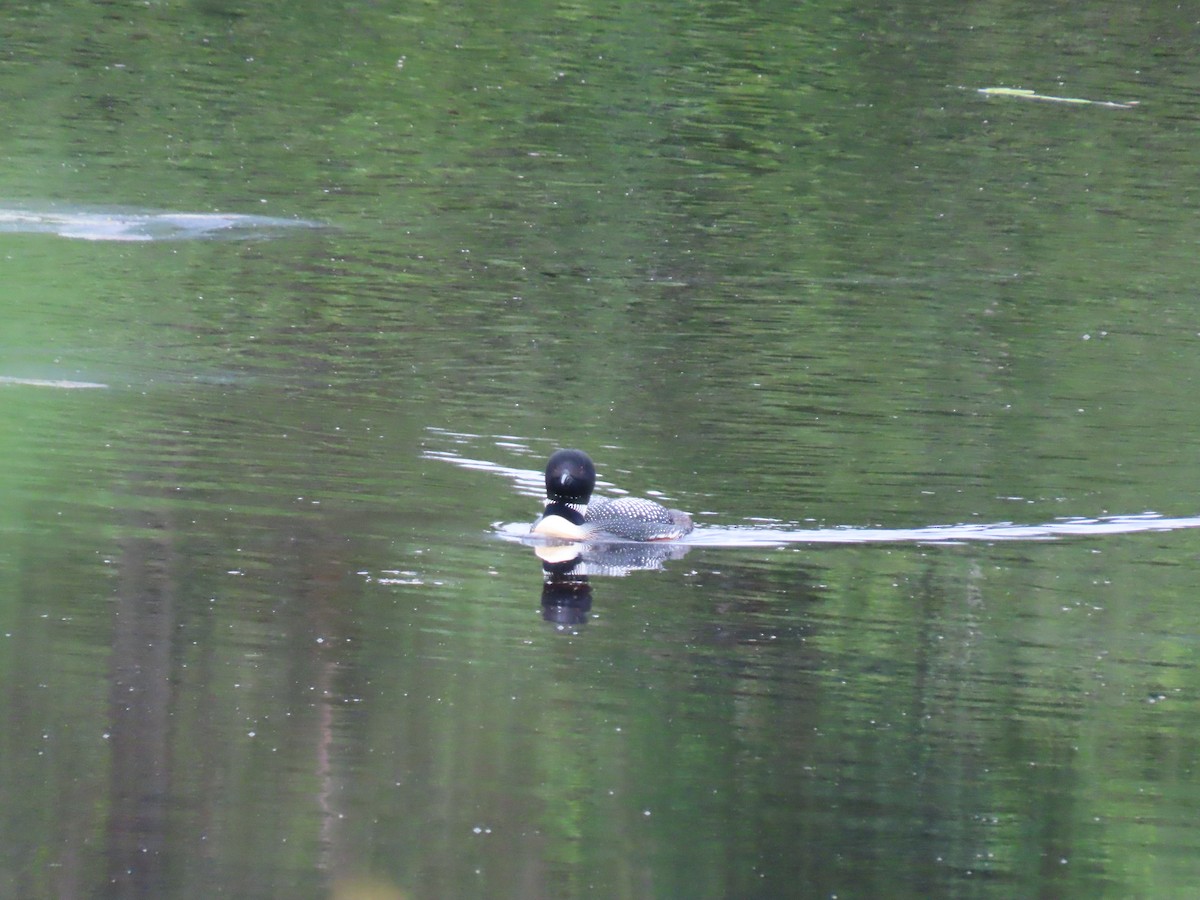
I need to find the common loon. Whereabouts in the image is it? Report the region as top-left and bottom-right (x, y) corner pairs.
(531, 449), (694, 542)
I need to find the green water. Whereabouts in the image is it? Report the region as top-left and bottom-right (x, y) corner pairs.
(4, 2), (1200, 898)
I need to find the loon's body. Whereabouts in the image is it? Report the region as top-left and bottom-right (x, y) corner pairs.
(531, 449), (693, 542)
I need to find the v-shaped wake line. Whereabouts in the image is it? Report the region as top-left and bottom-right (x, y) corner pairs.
(495, 512), (1200, 547)
(425, 438), (1199, 547)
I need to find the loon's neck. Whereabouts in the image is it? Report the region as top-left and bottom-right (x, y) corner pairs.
(543, 499), (586, 524)
(532, 499), (590, 541)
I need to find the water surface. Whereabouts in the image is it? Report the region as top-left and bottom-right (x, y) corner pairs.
(4, 1), (1200, 898)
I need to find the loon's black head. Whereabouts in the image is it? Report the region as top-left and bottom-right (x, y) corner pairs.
(545, 449), (596, 504)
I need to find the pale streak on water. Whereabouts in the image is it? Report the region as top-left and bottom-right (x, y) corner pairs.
(0, 375), (108, 389)
(494, 514), (1200, 547)
(425, 433), (1200, 547)
(0, 205), (323, 241)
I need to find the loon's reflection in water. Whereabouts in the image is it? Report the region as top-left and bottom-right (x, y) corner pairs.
(540, 577), (592, 627)
(535, 540), (692, 628)
(536, 541), (692, 577)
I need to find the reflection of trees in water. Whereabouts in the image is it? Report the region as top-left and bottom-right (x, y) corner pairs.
(99, 460), (381, 897)
(105, 503), (175, 898)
